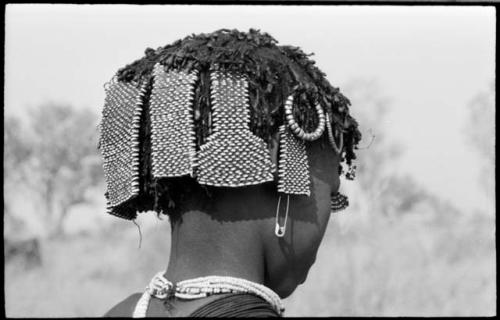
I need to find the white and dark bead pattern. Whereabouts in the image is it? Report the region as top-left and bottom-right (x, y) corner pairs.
(99, 78), (147, 218)
(284, 95), (326, 141)
(196, 70), (275, 187)
(325, 112), (344, 154)
(331, 191), (349, 212)
(277, 125), (311, 196)
(133, 272), (285, 317)
(149, 64), (199, 178)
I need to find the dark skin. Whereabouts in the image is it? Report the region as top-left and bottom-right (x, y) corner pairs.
(105, 135), (341, 317)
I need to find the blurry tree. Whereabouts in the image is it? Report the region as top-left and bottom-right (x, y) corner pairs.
(4, 117), (33, 238)
(4, 117), (32, 181)
(22, 104), (103, 237)
(341, 79), (433, 220)
(463, 82), (494, 200)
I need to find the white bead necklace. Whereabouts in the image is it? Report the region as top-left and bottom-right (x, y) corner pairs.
(132, 272), (285, 317)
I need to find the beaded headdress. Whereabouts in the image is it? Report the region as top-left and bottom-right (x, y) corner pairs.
(98, 29), (361, 220)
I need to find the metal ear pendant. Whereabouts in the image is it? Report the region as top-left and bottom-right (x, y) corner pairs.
(330, 191), (349, 213)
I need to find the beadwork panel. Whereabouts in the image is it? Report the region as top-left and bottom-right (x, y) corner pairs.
(277, 125), (311, 196)
(149, 64), (199, 178)
(196, 70), (275, 187)
(99, 79), (145, 211)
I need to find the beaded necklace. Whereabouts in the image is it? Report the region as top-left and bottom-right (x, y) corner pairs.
(132, 272), (285, 317)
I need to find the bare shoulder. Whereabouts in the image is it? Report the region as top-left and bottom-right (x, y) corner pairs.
(103, 293), (143, 317)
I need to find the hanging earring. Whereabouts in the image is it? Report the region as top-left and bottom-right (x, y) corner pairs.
(330, 191), (349, 213)
(275, 195), (290, 237)
(345, 164), (357, 180)
(325, 113), (343, 154)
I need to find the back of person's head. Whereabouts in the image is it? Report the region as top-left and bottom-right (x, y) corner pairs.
(98, 28), (361, 306)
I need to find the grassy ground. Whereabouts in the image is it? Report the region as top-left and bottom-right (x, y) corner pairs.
(5, 205), (496, 317)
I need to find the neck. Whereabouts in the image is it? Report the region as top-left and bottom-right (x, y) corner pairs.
(165, 209), (266, 285)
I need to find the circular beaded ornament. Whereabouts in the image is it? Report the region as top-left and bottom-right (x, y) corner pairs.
(284, 94), (326, 142)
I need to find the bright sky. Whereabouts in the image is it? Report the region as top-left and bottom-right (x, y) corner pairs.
(4, 4), (495, 214)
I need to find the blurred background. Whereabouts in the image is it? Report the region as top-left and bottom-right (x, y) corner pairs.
(4, 4), (495, 317)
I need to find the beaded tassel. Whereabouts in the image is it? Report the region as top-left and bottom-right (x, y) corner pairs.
(196, 70), (275, 187)
(277, 125), (311, 196)
(99, 77), (147, 219)
(149, 63), (199, 178)
(331, 192), (349, 212)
